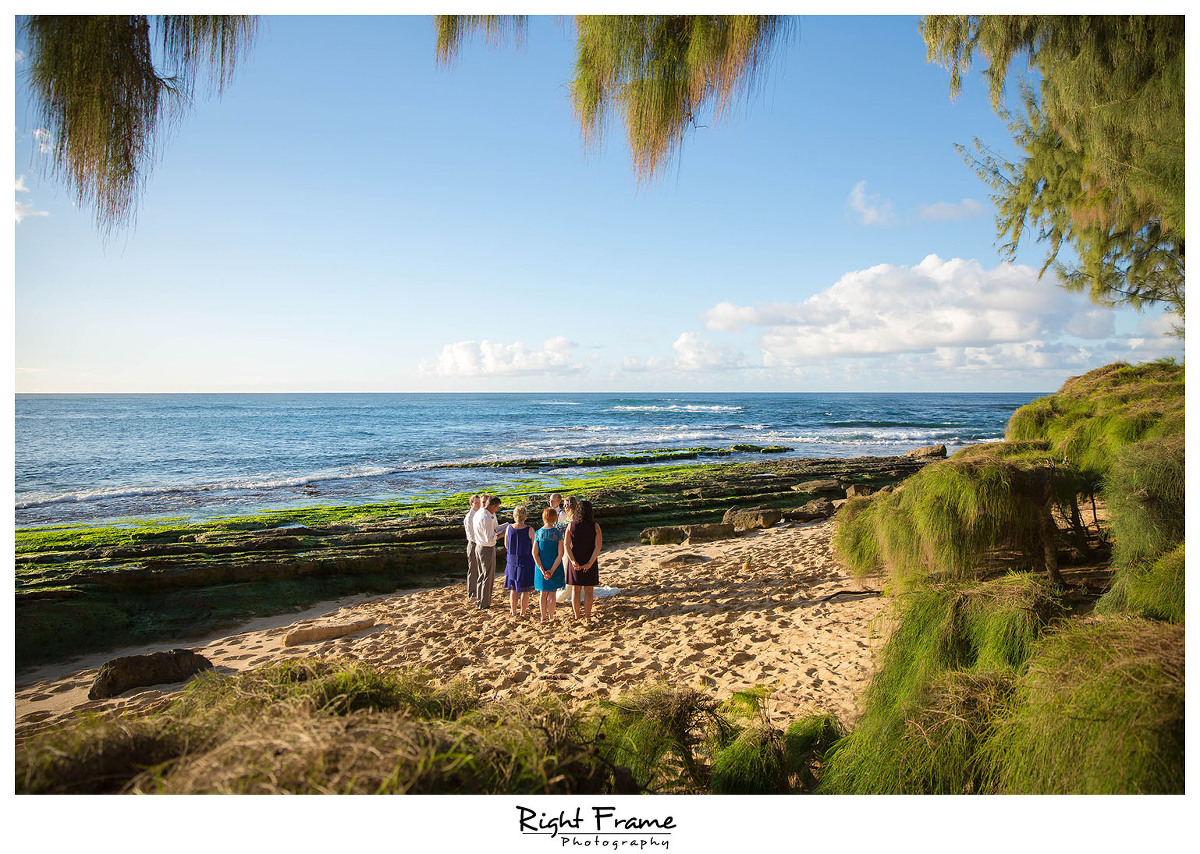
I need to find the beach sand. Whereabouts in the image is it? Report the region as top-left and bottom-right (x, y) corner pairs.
(16, 518), (887, 736)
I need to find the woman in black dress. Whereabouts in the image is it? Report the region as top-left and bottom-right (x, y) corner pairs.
(564, 499), (602, 619)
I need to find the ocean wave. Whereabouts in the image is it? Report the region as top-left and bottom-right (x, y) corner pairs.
(609, 404), (744, 413)
(16, 464), (410, 510)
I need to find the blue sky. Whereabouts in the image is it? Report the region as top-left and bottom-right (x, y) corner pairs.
(12, 14), (1183, 393)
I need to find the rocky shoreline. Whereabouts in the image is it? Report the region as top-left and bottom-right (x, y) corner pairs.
(16, 448), (944, 671)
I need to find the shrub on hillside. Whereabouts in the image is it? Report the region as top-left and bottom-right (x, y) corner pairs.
(1096, 543), (1185, 624)
(833, 449), (1067, 589)
(1006, 360), (1184, 484)
(981, 619), (1184, 794)
(1103, 436), (1185, 566)
(818, 575), (1061, 794)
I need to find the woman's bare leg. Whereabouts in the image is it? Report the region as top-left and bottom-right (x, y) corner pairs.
(583, 586), (594, 619)
(510, 589), (519, 616)
(571, 585), (583, 618)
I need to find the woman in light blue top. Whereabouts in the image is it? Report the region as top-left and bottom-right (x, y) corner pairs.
(533, 507), (566, 621)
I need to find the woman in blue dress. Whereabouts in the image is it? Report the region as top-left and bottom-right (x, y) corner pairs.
(503, 505), (537, 617)
(533, 507), (566, 621)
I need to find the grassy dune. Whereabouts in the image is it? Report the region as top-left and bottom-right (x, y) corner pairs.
(823, 359), (1185, 794)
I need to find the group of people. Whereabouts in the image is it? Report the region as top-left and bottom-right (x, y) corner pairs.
(463, 492), (603, 621)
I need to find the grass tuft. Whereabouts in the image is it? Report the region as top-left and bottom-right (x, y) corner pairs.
(818, 575), (1061, 794)
(1103, 436), (1185, 566)
(834, 450), (1063, 589)
(1095, 542), (1185, 623)
(590, 681), (728, 792)
(709, 723), (789, 794)
(16, 659), (611, 794)
(981, 619), (1184, 794)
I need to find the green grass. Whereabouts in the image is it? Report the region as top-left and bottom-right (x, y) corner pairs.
(709, 724), (789, 794)
(16, 659), (609, 795)
(19, 663), (829, 795)
(818, 575), (1062, 794)
(980, 619), (1184, 794)
(833, 448), (1061, 589)
(590, 681), (731, 792)
(1103, 436), (1185, 566)
(1006, 359), (1184, 484)
(782, 712), (843, 790)
(1095, 542), (1185, 623)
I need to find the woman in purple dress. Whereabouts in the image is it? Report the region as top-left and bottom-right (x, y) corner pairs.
(564, 499), (602, 620)
(503, 505), (537, 616)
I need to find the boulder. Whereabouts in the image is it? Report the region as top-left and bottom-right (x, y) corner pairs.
(792, 479), (842, 495)
(283, 618), (377, 647)
(722, 507), (783, 529)
(783, 498), (836, 522)
(907, 444), (947, 459)
(845, 484), (874, 498)
(683, 523), (737, 543)
(639, 526), (688, 545)
(89, 648), (213, 700)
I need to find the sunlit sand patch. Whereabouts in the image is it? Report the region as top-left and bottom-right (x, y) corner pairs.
(16, 518), (887, 735)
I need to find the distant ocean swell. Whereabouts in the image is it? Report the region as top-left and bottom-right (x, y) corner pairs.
(14, 391), (1042, 527)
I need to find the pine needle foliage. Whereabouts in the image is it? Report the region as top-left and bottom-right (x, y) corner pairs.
(1102, 436), (1185, 567)
(818, 576), (1061, 794)
(709, 723), (789, 794)
(433, 15), (528, 63)
(981, 619), (1184, 794)
(1006, 360), (1184, 485)
(570, 16), (792, 183)
(20, 15), (257, 234)
(782, 713), (843, 790)
(922, 16), (1184, 318)
(16, 659), (616, 794)
(590, 681), (729, 792)
(1096, 542), (1185, 624)
(834, 448), (1064, 590)
(170, 657), (480, 721)
(435, 15), (792, 184)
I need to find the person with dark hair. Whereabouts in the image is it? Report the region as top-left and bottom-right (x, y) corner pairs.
(533, 506), (566, 621)
(558, 495), (579, 604)
(503, 505), (537, 617)
(564, 499), (602, 620)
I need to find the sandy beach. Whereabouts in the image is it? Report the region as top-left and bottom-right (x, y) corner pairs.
(16, 517), (887, 736)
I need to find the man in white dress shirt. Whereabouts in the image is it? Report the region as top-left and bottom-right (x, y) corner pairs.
(470, 495), (507, 610)
(463, 494), (481, 601)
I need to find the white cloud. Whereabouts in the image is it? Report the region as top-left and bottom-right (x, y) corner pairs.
(918, 198), (987, 221)
(671, 332), (747, 372)
(1064, 308), (1115, 339)
(33, 128), (52, 154)
(846, 180), (894, 226)
(16, 49), (26, 64)
(15, 174), (47, 223)
(703, 255), (1164, 373)
(420, 336), (583, 377)
(1136, 312), (1182, 339)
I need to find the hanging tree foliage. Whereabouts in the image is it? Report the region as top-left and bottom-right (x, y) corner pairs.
(19, 15), (258, 234)
(921, 15), (1185, 320)
(435, 15), (793, 184)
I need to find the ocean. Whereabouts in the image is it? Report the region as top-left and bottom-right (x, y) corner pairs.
(14, 391), (1045, 528)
